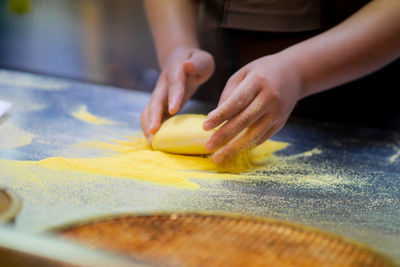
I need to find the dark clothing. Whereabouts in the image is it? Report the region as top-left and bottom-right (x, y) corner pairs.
(196, 0), (400, 130)
(218, 0), (322, 32)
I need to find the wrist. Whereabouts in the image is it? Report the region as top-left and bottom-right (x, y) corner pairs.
(159, 45), (200, 69)
(272, 51), (304, 101)
(279, 47), (312, 100)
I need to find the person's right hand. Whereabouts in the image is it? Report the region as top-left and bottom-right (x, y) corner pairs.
(141, 47), (215, 143)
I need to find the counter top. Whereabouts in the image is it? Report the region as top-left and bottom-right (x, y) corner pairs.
(0, 69), (399, 262)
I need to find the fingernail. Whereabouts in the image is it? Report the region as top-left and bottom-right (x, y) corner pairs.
(203, 121), (211, 130)
(149, 123), (157, 134)
(169, 102), (177, 114)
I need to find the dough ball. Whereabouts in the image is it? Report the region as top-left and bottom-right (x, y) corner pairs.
(152, 114), (216, 155)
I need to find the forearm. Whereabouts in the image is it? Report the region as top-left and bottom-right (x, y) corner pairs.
(282, 0), (400, 99)
(144, 0), (199, 68)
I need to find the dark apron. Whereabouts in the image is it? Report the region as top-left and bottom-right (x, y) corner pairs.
(195, 0), (400, 130)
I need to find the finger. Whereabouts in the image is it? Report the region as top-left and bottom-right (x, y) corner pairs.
(148, 76), (168, 135)
(203, 78), (259, 131)
(140, 105), (152, 142)
(181, 80), (199, 105)
(167, 65), (186, 115)
(252, 124), (279, 148)
(183, 51), (214, 83)
(183, 61), (206, 85)
(212, 113), (273, 164)
(205, 97), (267, 152)
(218, 70), (246, 107)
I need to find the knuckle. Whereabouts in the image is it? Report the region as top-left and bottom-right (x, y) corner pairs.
(213, 110), (225, 124)
(233, 97), (244, 108)
(250, 100), (265, 115)
(272, 91), (281, 102)
(237, 113), (251, 129)
(252, 72), (267, 84)
(214, 129), (230, 143)
(260, 89), (280, 107)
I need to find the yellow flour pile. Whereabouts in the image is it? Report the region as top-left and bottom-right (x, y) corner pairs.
(71, 105), (118, 125)
(29, 136), (288, 189)
(0, 120), (35, 151)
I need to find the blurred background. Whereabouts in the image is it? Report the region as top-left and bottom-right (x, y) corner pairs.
(0, 0), (399, 129)
(0, 0), (159, 92)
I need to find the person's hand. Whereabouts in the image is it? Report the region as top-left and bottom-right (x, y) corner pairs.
(141, 47), (215, 142)
(203, 53), (302, 163)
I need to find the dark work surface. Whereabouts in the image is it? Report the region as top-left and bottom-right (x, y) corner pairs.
(0, 70), (399, 262)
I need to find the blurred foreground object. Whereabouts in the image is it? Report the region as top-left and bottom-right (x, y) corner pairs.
(0, 188), (21, 224)
(0, 100), (11, 118)
(0, 226), (138, 266)
(56, 213), (396, 267)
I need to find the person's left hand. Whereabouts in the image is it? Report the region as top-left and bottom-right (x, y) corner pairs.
(203, 53), (303, 163)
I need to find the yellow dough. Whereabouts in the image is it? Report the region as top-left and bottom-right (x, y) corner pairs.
(152, 114), (216, 155)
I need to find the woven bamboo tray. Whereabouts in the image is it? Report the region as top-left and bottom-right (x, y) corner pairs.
(56, 213), (395, 267)
(0, 188), (21, 224)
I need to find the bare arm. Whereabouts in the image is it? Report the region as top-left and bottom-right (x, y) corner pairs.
(204, 0), (400, 163)
(144, 0), (199, 68)
(141, 0), (215, 141)
(287, 0), (400, 98)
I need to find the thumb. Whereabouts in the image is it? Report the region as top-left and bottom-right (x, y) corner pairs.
(183, 60), (197, 76)
(183, 51), (214, 79)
